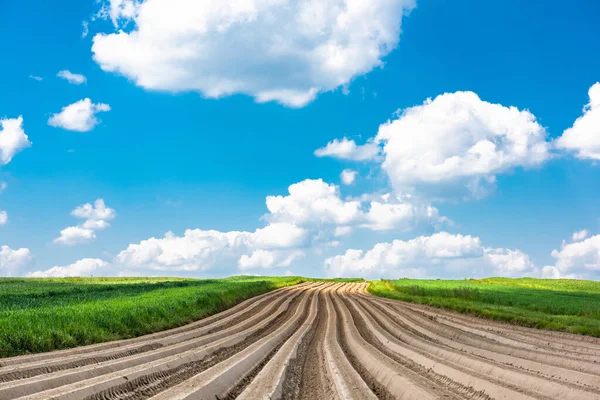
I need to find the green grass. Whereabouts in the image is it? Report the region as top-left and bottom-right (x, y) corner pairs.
(368, 278), (600, 337)
(0, 275), (333, 358)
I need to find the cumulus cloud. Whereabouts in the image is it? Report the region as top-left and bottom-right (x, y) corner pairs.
(92, 0), (415, 107)
(48, 98), (110, 132)
(315, 138), (380, 161)
(55, 199), (115, 245)
(57, 70), (87, 85)
(238, 249), (304, 270)
(28, 258), (109, 278)
(340, 169), (357, 185)
(29, 75), (43, 81)
(320, 91), (550, 200)
(555, 83), (600, 160)
(0, 211), (6, 225)
(572, 229), (589, 242)
(114, 178), (445, 274)
(0, 116), (32, 165)
(265, 179), (362, 226)
(325, 232), (538, 278)
(375, 91), (550, 198)
(542, 234), (600, 279)
(0, 246), (33, 276)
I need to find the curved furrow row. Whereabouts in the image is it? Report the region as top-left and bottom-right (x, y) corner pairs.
(380, 295), (600, 356)
(7, 283), (321, 400)
(2, 281), (599, 400)
(0, 282), (316, 370)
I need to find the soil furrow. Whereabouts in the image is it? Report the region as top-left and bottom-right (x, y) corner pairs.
(82, 288), (309, 400)
(2, 281), (598, 400)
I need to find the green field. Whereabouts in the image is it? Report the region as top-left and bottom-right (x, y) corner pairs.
(2, 276), (598, 358)
(368, 277), (600, 337)
(0, 276), (364, 358)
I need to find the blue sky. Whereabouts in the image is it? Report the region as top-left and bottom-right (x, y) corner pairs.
(1, 0), (599, 279)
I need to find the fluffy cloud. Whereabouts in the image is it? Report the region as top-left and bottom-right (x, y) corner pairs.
(555, 83), (600, 160)
(325, 232), (538, 278)
(238, 249), (304, 270)
(28, 258), (109, 278)
(266, 179), (446, 232)
(0, 246), (33, 276)
(115, 229), (248, 272)
(57, 70), (87, 85)
(375, 91), (550, 198)
(315, 138), (380, 161)
(319, 91), (551, 200)
(266, 179), (362, 226)
(340, 169), (357, 185)
(0, 211), (6, 225)
(92, 0), (415, 107)
(55, 199), (115, 245)
(572, 229), (589, 242)
(114, 178), (445, 274)
(363, 199), (446, 231)
(543, 234), (600, 279)
(48, 98), (111, 132)
(0, 116), (32, 165)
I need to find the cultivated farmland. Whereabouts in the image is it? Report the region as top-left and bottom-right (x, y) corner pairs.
(1, 281), (599, 399)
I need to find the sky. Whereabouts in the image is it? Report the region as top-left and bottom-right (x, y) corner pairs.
(1, 0), (599, 279)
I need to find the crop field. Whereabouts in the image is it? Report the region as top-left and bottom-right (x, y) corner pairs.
(369, 277), (600, 336)
(0, 276), (323, 358)
(1, 281), (599, 400)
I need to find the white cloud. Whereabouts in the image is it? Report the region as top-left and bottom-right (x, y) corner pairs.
(55, 199), (116, 245)
(238, 249), (305, 270)
(48, 98), (111, 132)
(363, 199), (446, 231)
(0, 182), (6, 193)
(0, 211), (7, 225)
(82, 21), (89, 38)
(114, 178), (446, 274)
(266, 179), (362, 226)
(0, 246), (33, 276)
(29, 75), (43, 81)
(318, 92), (549, 200)
(555, 83), (600, 160)
(0, 116), (32, 165)
(115, 229), (248, 272)
(72, 198), (116, 221)
(92, 0), (415, 107)
(315, 138), (380, 161)
(57, 70), (87, 85)
(334, 226), (352, 237)
(376, 91), (550, 198)
(54, 226), (96, 245)
(572, 229), (589, 242)
(250, 223), (307, 249)
(28, 258), (109, 278)
(325, 232), (538, 278)
(340, 169), (357, 185)
(544, 234), (600, 279)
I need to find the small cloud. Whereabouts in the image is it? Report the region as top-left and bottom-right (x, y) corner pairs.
(82, 21), (89, 38)
(572, 229), (589, 242)
(57, 70), (87, 85)
(29, 75), (43, 81)
(48, 98), (110, 132)
(340, 169), (358, 185)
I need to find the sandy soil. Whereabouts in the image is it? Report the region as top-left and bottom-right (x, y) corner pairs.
(1, 282), (599, 400)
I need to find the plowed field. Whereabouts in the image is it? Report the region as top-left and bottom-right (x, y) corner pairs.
(1, 282), (599, 400)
